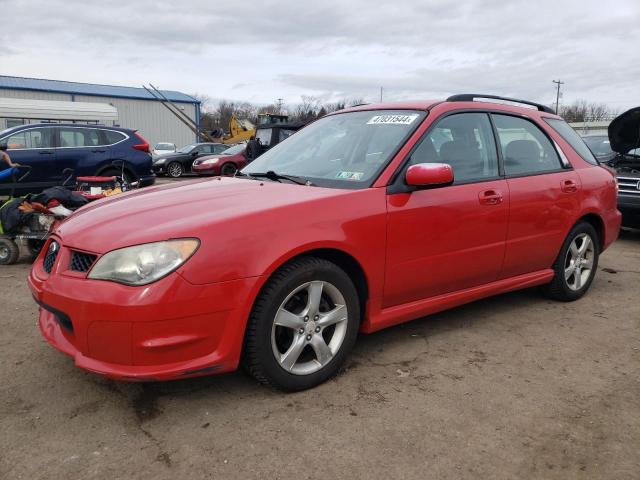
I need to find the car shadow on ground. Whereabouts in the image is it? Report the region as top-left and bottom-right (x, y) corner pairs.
(101, 284), (548, 417)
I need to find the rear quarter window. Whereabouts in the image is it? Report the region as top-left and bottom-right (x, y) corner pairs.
(104, 130), (127, 145)
(543, 118), (599, 165)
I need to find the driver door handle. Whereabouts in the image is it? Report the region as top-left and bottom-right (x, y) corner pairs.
(561, 179), (579, 193)
(479, 189), (503, 205)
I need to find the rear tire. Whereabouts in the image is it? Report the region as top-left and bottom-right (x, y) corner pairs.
(542, 221), (599, 301)
(242, 257), (360, 391)
(0, 237), (20, 265)
(102, 168), (134, 185)
(167, 162), (184, 178)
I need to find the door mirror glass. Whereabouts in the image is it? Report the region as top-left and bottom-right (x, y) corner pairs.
(406, 163), (454, 188)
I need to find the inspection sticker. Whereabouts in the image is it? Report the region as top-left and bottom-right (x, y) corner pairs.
(336, 171), (364, 180)
(367, 114), (419, 125)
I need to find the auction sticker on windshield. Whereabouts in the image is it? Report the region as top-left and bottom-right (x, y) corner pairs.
(367, 114), (419, 125)
(336, 171), (364, 180)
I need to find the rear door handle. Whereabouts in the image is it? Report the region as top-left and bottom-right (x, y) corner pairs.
(91, 149), (106, 153)
(561, 179), (578, 193)
(38, 150), (54, 155)
(479, 189), (503, 205)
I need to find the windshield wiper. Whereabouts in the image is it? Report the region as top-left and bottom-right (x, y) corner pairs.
(239, 170), (312, 185)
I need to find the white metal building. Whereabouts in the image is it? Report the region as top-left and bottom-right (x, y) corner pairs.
(0, 75), (201, 148)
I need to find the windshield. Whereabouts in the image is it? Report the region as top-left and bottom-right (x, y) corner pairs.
(243, 110), (426, 188)
(221, 144), (245, 155)
(177, 143), (196, 153)
(582, 136), (613, 156)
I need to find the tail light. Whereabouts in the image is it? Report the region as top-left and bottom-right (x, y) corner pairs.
(132, 132), (150, 153)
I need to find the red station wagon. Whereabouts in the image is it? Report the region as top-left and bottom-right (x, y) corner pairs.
(29, 95), (621, 391)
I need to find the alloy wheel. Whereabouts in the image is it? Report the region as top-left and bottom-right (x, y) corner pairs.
(271, 280), (349, 375)
(564, 233), (595, 291)
(168, 163), (183, 177)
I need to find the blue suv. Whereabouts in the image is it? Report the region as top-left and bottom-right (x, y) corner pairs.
(0, 124), (155, 193)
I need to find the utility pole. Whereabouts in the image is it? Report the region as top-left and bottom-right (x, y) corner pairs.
(276, 98), (284, 114)
(380, 86), (383, 102)
(552, 79), (564, 114)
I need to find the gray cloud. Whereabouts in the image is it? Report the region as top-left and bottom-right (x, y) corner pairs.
(1, 0), (639, 109)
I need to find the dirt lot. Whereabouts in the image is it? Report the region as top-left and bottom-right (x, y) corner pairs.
(1, 228), (639, 480)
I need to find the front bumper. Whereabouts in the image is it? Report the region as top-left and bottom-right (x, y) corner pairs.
(192, 163), (220, 175)
(28, 238), (259, 381)
(618, 193), (640, 227)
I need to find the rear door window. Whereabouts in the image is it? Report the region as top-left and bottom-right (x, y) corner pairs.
(58, 128), (102, 147)
(492, 115), (562, 176)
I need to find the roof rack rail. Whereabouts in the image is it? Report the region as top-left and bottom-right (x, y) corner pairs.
(446, 94), (555, 114)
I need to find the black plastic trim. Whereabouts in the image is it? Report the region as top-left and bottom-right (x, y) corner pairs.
(447, 94), (555, 114)
(33, 297), (74, 333)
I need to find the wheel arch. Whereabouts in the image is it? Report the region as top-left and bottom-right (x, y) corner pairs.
(576, 212), (605, 250)
(253, 246), (370, 324)
(96, 160), (137, 179)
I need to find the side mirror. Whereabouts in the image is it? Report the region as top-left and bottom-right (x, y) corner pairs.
(405, 163), (454, 188)
(191, 150), (199, 156)
(0, 143), (7, 151)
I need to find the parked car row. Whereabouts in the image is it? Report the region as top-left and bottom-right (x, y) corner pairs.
(151, 142), (230, 177)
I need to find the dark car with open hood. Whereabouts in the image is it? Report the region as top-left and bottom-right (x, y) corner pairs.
(606, 107), (640, 227)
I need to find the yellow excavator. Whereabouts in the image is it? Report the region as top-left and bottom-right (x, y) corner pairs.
(215, 113), (289, 144)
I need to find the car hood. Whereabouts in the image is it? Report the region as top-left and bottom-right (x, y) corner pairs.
(608, 107), (640, 153)
(55, 178), (345, 252)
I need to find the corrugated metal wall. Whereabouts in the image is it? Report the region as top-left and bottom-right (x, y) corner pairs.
(0, 89), (197, 147)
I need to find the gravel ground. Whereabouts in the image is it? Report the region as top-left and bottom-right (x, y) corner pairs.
(0, 226), (638, 480)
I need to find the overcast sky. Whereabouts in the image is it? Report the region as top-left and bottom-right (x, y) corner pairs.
(2, 0), (639, 111)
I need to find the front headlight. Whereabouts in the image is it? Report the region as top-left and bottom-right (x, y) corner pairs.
(201, 157), (220, 165)
(153, 158), (167, 165)
(88, 239), (199, 285)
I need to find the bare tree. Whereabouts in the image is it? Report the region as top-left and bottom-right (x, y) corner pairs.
(559, 100), (618, 122)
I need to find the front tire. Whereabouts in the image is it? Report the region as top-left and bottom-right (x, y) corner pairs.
(166, 162), (184, 178)
(542, 221), (599, 301)
(220, 162), (237, 176)
(242, 257), (360, 391)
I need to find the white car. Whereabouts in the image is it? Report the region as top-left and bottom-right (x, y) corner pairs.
(152, 142), (176, 156)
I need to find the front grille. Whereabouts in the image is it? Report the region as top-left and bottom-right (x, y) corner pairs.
(69, 251), (97, 272)
(43, 241), (60, 273)
(617, 176), (640, 196)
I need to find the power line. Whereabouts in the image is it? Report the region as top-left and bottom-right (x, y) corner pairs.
(552, 79), (564, 114)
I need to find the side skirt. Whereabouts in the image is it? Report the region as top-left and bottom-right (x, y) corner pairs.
(362, 269), (554, 333)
